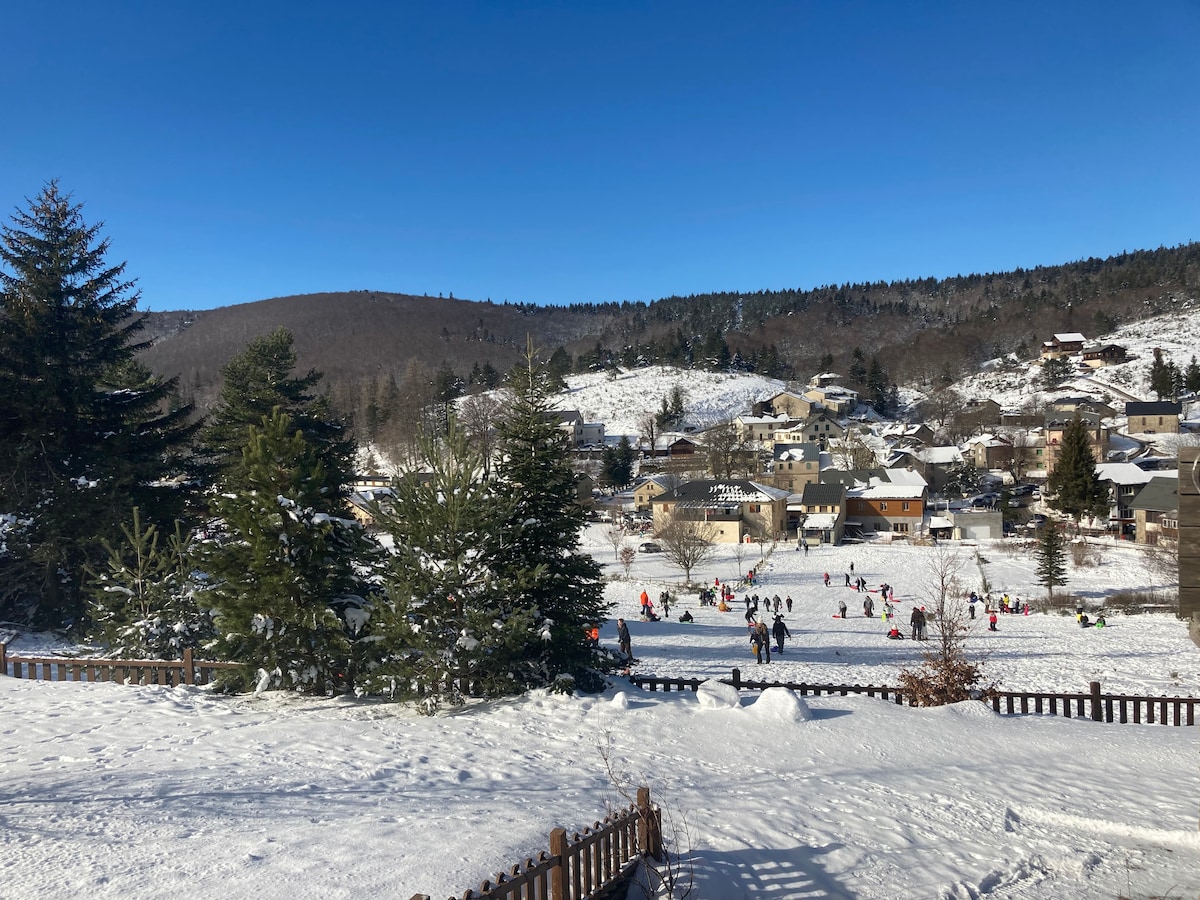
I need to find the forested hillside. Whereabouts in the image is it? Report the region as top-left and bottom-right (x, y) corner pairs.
(140, 242), (1200, 450)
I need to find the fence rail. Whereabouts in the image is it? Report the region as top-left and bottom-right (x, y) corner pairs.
(410, 786), (661, 900)
(630, 670), (1199, 727)
(0, 644), (241, 686)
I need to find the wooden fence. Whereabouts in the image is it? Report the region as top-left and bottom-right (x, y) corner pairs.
(410, 786), (661, 900)
(0, 644), (242, 686)
(630, 670), (1199, 727)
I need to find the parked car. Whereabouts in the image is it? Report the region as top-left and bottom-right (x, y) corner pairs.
(638, 541), (662, 553)
(1012, 484), (1035, 497)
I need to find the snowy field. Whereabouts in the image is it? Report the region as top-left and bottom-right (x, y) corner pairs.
(2, 532), (1198, 899)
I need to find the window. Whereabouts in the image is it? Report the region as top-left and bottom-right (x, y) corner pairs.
(892, 522), (909, 533)
(880, 501), (888, 511)
(902, 501), (910, 511)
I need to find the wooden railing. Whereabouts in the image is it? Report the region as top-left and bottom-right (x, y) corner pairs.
(410, 786), (661, 900)
(630, 671), (1199, 726)
(0, 644), (242, 686)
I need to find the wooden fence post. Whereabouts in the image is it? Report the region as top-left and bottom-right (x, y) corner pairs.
(183, 648), (194, 686)
(731, 668), (741, 690)
(550, 827), (567, 900)
(637, 786), (662, 861)
(0, 642), (7, 677)
(1089, 681), (1103, 722)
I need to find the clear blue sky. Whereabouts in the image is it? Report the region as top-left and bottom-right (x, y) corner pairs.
(5, 2), (1199, 311)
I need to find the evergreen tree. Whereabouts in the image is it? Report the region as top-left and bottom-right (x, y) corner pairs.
(1034, 522), (1068, 598)
(1149, 348), (1174, 401)
(86, 509), (210, 659)
(1040, 356), (1073, 388)
(367, 421), (529, 710)
(199, 328), (354, 488)
(489, 345), (613, 692)
(1185, 355), (1200, 395)
(0, 182), (196, 625)
(600, 435), (635, 490)
(848, 348), (868, 386)
(197, 410), (373, 694)
(1045, 417), (1108, 531)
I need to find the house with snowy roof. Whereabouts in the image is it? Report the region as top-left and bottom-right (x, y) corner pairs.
(734, 413), (801, 445)
(844, 476), (927, 539)
(649, 479), (790, 543)
(797, 482), (847, 545)
(963, 434), (1013, 471)
(803, 385), (859, 416)
(757, 390), (821, 420)
(634, 474), (680, 511)
(1095, 462), (1158, 537)
(913, 445), (964, 493)
(773, 411), (845, 449)
(1044, 414), (1109, 474)
(770, 442), (820, 493)
(1081, 342), (1129, 368)
(1041, 332), (1087, 359)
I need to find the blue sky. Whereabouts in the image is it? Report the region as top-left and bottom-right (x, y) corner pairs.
(5, 2), (1199, 311)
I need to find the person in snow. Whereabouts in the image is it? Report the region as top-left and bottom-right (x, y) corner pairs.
(845, 572), (851, 587)
(863, 595), (874, 618)
(838, 599), (848, 618)
(988, 610), (999, 632)
(772, 615), (791, 653)
(679, 609), (694, 623)
(640, 590), (650, 618)
(824, 572), (831, 587)
(773, 594), (782, 613)
(661, 593), (671, 617)
(910, 606), (926, 641)
(785, 595), (794, 613)
(755, 619), (772, 663)
(850, 562), (855, 574)
(617, 618), (631, 659)
(886, 625), (903, 640)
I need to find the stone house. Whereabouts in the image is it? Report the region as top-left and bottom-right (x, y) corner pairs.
(1126, 401), (1181, 435)
(650, 479), (790, 544)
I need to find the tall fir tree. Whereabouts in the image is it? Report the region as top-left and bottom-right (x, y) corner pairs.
(1034, 522), (1068, 598)
(368, 420), (533, 710)
(199, 327), (354, 488)
(490, 344), (613, 691)
(0, 182), (195, 625)
(197, 410), (372, 694)
(1045, 416), (1108, 531)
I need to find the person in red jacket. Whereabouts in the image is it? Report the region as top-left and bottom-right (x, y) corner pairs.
(988, 611), (999, 632)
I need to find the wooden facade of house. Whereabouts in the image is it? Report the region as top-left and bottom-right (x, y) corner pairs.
(650, 480), (789, 543)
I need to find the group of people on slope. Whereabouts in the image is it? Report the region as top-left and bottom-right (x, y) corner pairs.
(748, 613), (792, 665)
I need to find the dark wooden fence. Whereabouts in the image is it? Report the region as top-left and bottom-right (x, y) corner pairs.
(410, 786), (661, 900)
(0, 644), (241, 686)
(630, 670), (1199, 727)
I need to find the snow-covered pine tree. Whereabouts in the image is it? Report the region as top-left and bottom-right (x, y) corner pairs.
(368, 420), (534, 711)
(86, 508), (211, 659)
(197, 410), (372, 694)
(490, 343), (614, 693)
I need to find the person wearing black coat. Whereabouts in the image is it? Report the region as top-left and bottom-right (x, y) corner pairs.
(772, 615), (792, 653)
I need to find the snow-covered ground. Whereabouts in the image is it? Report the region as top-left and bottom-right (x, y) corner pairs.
(3, 532), (1198, 899)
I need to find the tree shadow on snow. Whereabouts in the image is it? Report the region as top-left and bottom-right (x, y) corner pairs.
(685, 842), (857, 899)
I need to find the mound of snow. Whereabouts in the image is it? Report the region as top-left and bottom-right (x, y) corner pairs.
(750, 686), (814, 723)
(610, 691), (630, 710)
(929, 699), (999, 719)
(696, 679), (741, 709)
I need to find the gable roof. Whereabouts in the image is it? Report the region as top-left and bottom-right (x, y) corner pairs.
(1053, 332), (1087, 343)
(1094, 462), (1155, 486)
(1128, 476), (1178, 512)
(801, 482), (846, 506)
(774, 442), (819, 462)
(652, 479), (791, 506)
(1125, 401), (1182, 417)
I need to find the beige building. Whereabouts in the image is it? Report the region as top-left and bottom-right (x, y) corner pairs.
(650, 479), (789, 543)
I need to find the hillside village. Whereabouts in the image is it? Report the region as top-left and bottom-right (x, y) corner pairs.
(510, 327), (1194, 557)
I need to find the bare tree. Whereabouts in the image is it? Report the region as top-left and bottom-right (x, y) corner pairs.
(619, 546), (637, 579)
(704, 422), (750, 479)
(458, 390), (506, 476)
(656, 513), (719, 584)
(897, 545), (992, 706)
(829, 428), (879, 471)
(639, 411), (659, 459)
(605, 526), (627, 560)
(917, 387), (962, 432)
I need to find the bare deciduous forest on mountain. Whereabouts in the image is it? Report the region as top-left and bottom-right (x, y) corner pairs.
(139, 242), (1200, 452)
